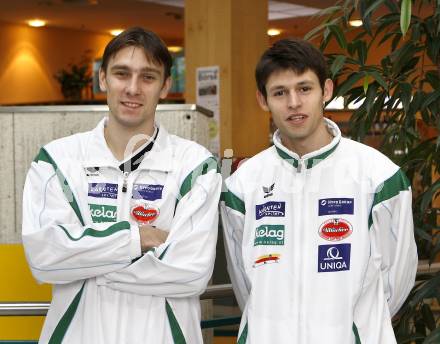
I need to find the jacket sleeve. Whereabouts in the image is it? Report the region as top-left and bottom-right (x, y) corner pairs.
(97, 161), (222, 298)
(369, 168), (418, 316)
(22, 153), (141, 284)
(219, 179), (250, 310)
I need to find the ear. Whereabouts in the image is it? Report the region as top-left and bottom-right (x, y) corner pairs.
(323, 78), (334, 103)
(256, 90), (270, 112)
(159, 77), (172, 99)
(99, 68), (107, 92)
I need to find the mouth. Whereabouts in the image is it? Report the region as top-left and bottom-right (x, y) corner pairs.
(286, 114), (307, 124)
(120, 101), (142, 109)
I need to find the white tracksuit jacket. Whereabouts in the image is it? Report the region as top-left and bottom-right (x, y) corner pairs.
(220, 118), (417, 344)
(22, 118), (221, 344)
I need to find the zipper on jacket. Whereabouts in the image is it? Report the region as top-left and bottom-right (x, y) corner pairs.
(297, 160), (304, 173)
(122, 171), (129, 192)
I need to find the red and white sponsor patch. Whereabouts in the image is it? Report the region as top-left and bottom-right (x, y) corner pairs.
(319, 218), (353, 241)
(131, 204), (159, 224)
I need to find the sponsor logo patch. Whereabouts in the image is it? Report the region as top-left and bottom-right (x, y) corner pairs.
(262, 183), (275, 198)
(255, 201), (285, 220)
(318, 243), (351, 272)
(254, 225), (285, 246)
(131, 204), (159, 224)
(84, 167), (100, 176)
(319, 218), (353, 241)
(132, 184), (164, 201)
(89, 204), (117, 223)
(253, 253), (281, 268)
(318, 198), (354, 216)
(88, 183), (118, 199)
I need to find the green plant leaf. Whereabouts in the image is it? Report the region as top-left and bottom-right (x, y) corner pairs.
(304, 23), (327, 41)
(330, 55), (347, 77)
(421, 303), (436, 331)
(423, 326), (440, 343)
(329, 24), (347, 49)
(363, 74), (370, 94)
(400, 0), (412, 36)
(313, 5), (342, 18)
(364, 0), (386, 18)
(399, 82), (412, 114)
(421, 89), (440, 109)
(336, 72), (364, 97)
(359, 0), (373, 35)
(415, 227), (433, 241)
(370, 70), (388, 90)
(384, 0), (400, 12)
(421, 179), (440, 212)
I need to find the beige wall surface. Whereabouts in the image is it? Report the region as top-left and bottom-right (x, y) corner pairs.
(0, 105), (209, 243)
(0, 21), (112, 105)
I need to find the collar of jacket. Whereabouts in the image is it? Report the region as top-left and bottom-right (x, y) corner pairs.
(83, 117), (173, 172)
(273, 117), (341, 170)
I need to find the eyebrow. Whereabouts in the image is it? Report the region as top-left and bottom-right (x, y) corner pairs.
(268, 80), (315, 92)
(110, 64), (162, 75)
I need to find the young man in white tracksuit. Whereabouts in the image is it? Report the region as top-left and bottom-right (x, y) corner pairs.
(22, 27), (221, 344)
(220, 39), (417, 344)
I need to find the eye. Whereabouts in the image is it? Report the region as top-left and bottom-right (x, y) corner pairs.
(273, 89), (286, 97)
(142, 74), (157, 81)
(114, 71), (129, 78)
(299, 86), (312, 93)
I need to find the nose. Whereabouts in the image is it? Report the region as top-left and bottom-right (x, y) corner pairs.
(125, 75), (141, 96)
(287, 90), (301, 109)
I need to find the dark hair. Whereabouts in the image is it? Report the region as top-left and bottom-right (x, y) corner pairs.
(101, 27), (172, 79)
(255, 38), (328, 99)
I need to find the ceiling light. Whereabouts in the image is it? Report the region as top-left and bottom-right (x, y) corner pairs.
(168, 46), (183, 53)
(267, 28), (281, 36)
(28, 19), (46, 28)
(349, 20), (363, 27)
(110, 29), (124, 36)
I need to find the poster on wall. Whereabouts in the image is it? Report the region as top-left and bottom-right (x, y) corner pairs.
(196, 66), (220, 156)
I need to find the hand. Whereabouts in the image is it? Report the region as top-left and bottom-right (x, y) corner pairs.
(139, 224), (169, 252)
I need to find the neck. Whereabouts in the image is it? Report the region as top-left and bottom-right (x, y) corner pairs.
(282, 121), (333, 158)
(104, 118), (155, 161)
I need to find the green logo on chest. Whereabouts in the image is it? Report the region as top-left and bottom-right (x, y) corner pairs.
(254, 225), (285, 246)
(89, 204), (117, 223)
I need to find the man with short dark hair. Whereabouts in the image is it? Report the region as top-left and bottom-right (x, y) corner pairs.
(23, 27), (221, 344)
(221, 38), (417, 343)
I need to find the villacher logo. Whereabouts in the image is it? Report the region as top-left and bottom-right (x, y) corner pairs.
(319, 218), (353, 241)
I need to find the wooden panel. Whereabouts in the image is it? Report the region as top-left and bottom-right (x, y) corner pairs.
(0, 113), (15, 243)
(185, 0), (269, 157)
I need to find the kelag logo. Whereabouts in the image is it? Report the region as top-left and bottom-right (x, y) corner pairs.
(318, 198), (354, 216)
(254, 225), (285, 246)
(89, 204), (117, 223)
(318, 243), (351, 273)
(255, 201), (285, 220)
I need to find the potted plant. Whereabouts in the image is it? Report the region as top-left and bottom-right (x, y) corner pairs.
(54, 52), (93, 100)
(306, 0), (440, 342)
